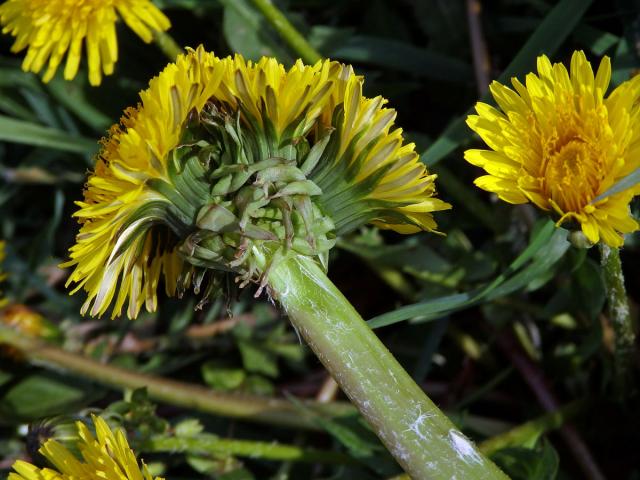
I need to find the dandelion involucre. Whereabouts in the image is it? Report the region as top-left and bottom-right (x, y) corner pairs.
(63, 46), (450, 319)
(0, 0), (170, 86)
(9, 415), (161, 480)
(466, 51), (640, 247)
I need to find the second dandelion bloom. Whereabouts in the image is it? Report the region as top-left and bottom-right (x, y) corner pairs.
(9, 415), (161, 480)
(0, 0), (170, 86)
(466, 51), (640, 247)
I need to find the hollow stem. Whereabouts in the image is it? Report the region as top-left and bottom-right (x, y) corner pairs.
(0, 326), (353, 430)
(599, 244), (636, 395)
(153, 30), (184, 61)
(250, 0), (322, 64)
(266, 253), (508, 479)
(145, 433), (354, 465)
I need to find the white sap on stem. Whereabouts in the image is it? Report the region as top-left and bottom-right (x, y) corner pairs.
(265, 251), (509, 480)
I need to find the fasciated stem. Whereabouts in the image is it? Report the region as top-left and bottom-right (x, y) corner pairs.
(145, 433), (354, 465)
(599, 244), (636, 395)
(250, 0), (322, 64)
(0, 326), (354, 430)
(266, 254), (508, 480)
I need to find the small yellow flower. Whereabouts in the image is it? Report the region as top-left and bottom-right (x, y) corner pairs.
(1, 304), (52, 337)
(63, 47), (449, 318)
(0, 0), (171, 86)
(465, 51), (640, 247)
(9, 415), (162, 480)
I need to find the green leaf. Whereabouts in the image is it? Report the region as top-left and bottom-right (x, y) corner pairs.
(570, 258), (606, 321)
(46, 77), (111, 131)
(245, 375), (275, 395)
(175, 418), (205, 437)
(0, 114), (96, 153)
(368, 292), (471, 328)
(591, 166), (640, 204)
(421, 0), (594, 167)
(237, 339), (279, 377)
(367, 221), (562, 328)
(491, 440), (559, 480)
(201, 362), (247, 391)
(484, 229), (570, 300)
(0, 372), (93, 421)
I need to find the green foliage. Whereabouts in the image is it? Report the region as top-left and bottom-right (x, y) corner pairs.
(1, 0), (638, 478)
(492, 440), (560, 480)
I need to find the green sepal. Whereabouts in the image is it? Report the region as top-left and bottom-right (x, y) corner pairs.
(196, 204), (237, 233)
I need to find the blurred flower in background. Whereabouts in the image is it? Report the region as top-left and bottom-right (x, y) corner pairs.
(0, 0), (170, 85)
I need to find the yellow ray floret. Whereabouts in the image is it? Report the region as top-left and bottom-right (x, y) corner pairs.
(0, 0), (170, 86)
(9, 415), (162, 480)
(63, 46), (449, 319)
(466, 50), (640, 247)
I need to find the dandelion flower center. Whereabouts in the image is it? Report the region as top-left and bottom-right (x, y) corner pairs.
(542, 139), (599, 212)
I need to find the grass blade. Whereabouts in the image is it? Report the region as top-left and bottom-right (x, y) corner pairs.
(367, 221), (559, 328)
(0, 114), (96, 153)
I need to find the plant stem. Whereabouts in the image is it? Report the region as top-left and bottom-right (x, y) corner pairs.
(250, 0), (322, 64)
(599, 244), (636, 394)
(145, 433), (354, 465)
(266, 254), (508, 480)
(0, 326), (353, 430)
(387, 401), (585, 480)
(152, 30), (184, 61)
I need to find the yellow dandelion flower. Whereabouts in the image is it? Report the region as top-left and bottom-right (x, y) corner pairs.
(9, 415), (162, 480)
(1, 304), (54, 336)
(0, 0), (171, 86)
(465, 51), (640, 247)
(63, 46), (450, 318)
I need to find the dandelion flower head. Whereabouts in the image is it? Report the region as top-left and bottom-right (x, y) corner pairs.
(63, 46), (450, 318)
(9, 415), (162, 480)
(466, 51), (640, 247)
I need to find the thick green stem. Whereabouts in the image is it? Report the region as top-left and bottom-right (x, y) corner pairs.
(389, 402), (584, 480)
(0, 326), (353, 430)
(145, 434), (354, 465)
(250, 0), (322, 64)
(266, 254), (508, 480)
(153, 30), (184, 61)
(599, 244), (636, 393)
